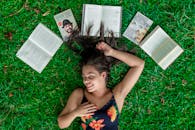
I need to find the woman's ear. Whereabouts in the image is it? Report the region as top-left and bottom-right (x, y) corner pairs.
(101, 72), (107, 79)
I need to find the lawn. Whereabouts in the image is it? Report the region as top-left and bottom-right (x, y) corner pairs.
(0, 0), (194, 129)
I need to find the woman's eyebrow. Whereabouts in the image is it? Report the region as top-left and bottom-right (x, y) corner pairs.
(88, 72), (96, 74)
(82, 72), (96, 76)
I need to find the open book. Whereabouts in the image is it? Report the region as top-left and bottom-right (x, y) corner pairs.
(140, 26), (184, 70)
(81, 4), (122, 37)
(123, 12), (183, 70)
(16, 23), (63, 73)
(54, 9), (77, 41)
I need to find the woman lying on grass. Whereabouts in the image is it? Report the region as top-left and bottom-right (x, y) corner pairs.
(57, 26), (145, 130)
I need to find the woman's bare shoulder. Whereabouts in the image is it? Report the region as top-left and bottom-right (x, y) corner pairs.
(70, 88), (84, 99)
(59, 88), (84, 116)
(72, 87), (84, 93)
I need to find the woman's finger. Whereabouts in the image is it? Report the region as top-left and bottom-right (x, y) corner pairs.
(81, 102), (89, 106)
(83, 112), (95, 116)
(87, 108), (97, 113)
(84, 103), (96, 108)
(83, 101), (89, 104)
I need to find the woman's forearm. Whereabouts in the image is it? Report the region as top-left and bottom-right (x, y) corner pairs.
(110, 49), (144, 67)
(58, 110), (77, 129)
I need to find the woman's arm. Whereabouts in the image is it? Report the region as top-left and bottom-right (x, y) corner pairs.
(96, 42), (144, 111)
(58, 109), (77, 129)
(110, 49), (145, 97)
(58, 88), (82, 128)
(58, 88), (96, 129)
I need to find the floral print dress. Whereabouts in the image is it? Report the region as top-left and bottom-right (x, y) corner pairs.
(80, 92), (120, 130)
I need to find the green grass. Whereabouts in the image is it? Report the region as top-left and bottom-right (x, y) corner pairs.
(0, 0), (194, 129)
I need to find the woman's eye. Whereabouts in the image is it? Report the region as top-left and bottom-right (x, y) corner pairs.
(88, 76), (94, 79)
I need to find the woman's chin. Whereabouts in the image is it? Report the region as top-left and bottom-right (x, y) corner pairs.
(87, 88), (95, 93)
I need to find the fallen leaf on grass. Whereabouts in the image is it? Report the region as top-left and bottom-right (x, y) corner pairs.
(34, 8), (40, 14)
(9, 93), (13, 97)
(24, 1), (30, 10)
(159, 92), (165, 96)
(3, 65), (8, 74)
(6, 0), (28, 18)
(4, 32), (13, 41)
(182, 79), (187, 86)
(18, 87), (24, 92)
(42, 11), (50, 16)
(161, 98), (165, 105)
(141, 89), (148, 93)
(66, 57), (71, 63)
(60, 97), (64, 106)
(147, 109), (151, 114)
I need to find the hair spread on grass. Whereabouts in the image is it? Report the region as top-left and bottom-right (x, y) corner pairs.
(66, 23), (130, 82)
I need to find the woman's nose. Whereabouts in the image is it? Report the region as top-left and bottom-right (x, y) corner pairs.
(83, 77), (89, 83)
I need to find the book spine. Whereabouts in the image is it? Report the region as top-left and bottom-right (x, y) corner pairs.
(29, 38), (52, 57)
(140, 26), (161, 47)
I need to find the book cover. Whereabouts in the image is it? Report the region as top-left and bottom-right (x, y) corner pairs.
(123, 12), (153, 45)
(54, 9), (78, 41)
(16, 23), (63, 73)
(81, 4), (122, 37)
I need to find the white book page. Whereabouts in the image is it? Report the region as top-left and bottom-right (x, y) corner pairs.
(151, 38), (177, 63)
(102, 6), (121, 37)
(16, 39), (51, 73)
(54, 9), (77, 41)
(159, 46), (183, 70)
(140, 26), (168, 56)
(82, 4), (102, 36)
(29, 23), (63, 56)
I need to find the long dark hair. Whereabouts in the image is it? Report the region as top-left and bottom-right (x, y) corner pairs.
(66, 23), (127, 82)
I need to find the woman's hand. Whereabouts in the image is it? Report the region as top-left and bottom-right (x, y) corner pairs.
(73, 102), (97, 117)
(96, 42), (114, 56)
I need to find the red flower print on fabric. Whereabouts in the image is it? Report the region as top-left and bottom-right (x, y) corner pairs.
(81, 115), (93, 123)
(107, 105), (117, 122)
(89, 119), (105, 130)
(81, 123), (87, 130)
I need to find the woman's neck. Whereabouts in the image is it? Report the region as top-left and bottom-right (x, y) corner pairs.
(91, 87), (110, 97)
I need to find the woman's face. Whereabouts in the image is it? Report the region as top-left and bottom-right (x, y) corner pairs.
(82, 65), (106, 92)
